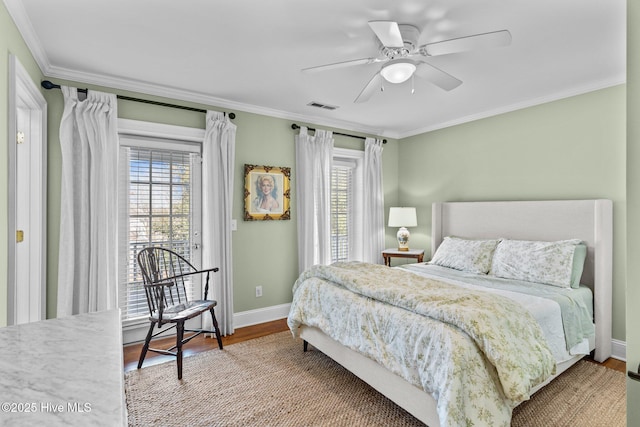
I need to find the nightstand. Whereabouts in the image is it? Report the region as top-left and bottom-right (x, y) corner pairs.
(382, 248), (425, 266)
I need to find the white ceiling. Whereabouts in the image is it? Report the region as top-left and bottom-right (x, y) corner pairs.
(5, 0), (626, 139)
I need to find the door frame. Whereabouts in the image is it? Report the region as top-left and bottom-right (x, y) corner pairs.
(118, 119), (205, 344)
(7, 55), (47, 325)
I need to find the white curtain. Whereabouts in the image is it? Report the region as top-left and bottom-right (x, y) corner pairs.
(295, 126), (334, 274)
(57, 86), (119, 316)
(362, 137), (385, 264)
(202, 111), (236, 335)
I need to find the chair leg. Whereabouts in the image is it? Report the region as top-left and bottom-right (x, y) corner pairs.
(176, 321), (185, 380)
(138, 322), (155, 369)
(210, 308), (223, 350)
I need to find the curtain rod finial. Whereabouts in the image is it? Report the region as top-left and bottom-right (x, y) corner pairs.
(41, 80), (59, 90)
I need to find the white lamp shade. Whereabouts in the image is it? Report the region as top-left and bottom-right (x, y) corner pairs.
(380, 60), (416, 84)
(388, 207), (417, 227)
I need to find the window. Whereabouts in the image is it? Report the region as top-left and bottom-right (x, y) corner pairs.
(330, 148), (364, 263)
(117, 122), (204, 338)
(330, 165), (351, 262)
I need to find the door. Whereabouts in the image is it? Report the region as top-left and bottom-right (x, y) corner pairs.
(118, 120), (205, 344)
(8, 55), (47, 325)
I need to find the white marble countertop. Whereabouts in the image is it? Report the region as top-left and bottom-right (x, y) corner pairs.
(0, 309), (126, 426)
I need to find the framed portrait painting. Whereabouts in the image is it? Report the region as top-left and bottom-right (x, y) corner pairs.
(243, 164), (291, 221)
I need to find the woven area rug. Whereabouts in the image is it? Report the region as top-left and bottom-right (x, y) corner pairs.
(125, 331), (626, 426)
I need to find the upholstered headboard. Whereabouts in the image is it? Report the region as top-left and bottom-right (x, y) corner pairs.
(431, 199), (613, 361)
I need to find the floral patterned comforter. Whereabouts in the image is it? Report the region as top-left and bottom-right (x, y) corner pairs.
(287, 261), (556, 427)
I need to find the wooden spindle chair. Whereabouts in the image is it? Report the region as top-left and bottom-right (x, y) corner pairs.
(136, 247), (223, 379)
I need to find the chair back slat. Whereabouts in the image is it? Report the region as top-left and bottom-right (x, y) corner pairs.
(137, 247), (198, 323)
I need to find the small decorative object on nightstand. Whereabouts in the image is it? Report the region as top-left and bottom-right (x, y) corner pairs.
(388, 207), (417, 251)
(382, 248), (424, 266)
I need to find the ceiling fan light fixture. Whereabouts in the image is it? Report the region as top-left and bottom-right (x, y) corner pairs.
(380, 59), (416, 84)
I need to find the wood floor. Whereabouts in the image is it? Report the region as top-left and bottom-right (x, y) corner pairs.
(595, 354), (626, 373)
(123, 318), (289, 372)
(123, 318), (626, 374)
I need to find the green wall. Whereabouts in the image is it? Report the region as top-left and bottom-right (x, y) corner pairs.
(45, 82), (625, 332)
(398, 86), (626, 343)
(627, 1), (640, 424)
(42, 80), (399, 317)
(232, 116), (399, 310)
(0, 4), (44, 327)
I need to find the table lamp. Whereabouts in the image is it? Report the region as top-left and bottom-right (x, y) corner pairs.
(388, 207), (417, 251)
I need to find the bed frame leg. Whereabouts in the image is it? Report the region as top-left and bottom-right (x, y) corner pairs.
(303, 340), (308, 352)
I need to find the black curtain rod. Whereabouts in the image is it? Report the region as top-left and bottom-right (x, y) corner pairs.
(291, 123), (386, 144)
(41, 80), (235, 119)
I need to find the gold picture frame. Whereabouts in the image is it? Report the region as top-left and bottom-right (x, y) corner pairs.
(243, 164), (291, 221)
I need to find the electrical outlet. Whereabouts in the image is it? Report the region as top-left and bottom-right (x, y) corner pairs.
(255, 286), (263, 297)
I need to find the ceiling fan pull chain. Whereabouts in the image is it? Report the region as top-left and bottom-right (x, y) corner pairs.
(411, 75), (415, 94)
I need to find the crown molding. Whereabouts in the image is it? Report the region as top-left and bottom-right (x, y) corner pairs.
(398, 75), (627, 139)
(43, 62), (627, 142)
(3, 0), (51, 73)
(44, 63), (395, 139)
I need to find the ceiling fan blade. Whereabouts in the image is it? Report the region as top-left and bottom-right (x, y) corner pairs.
(354, 72), (383, 103)
(422, 30), (512, 56)
(302, 57), (378, 73)
(368, 21), (404, 48)
(414, 62), (462, 91)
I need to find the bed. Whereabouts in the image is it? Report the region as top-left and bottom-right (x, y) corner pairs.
(287, 199), (612, 427)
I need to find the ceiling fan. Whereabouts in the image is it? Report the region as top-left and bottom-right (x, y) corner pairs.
(303, 21), (511, 103)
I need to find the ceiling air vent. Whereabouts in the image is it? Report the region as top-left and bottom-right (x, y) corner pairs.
(307, 101), (339, 110)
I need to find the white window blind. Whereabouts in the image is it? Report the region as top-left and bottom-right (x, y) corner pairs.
(330, 149), (365, 263)
(118, 146), (199, 322)
(330, 163), (353, 262)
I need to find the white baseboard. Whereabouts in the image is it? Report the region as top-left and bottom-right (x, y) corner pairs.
(233, 303), (291, 329)
(129, 302), (628, 365)
(611, 338), (626, 362)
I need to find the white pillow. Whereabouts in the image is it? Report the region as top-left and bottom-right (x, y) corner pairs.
(490, 239), (582, 288)
(429, 236), (501, 274)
